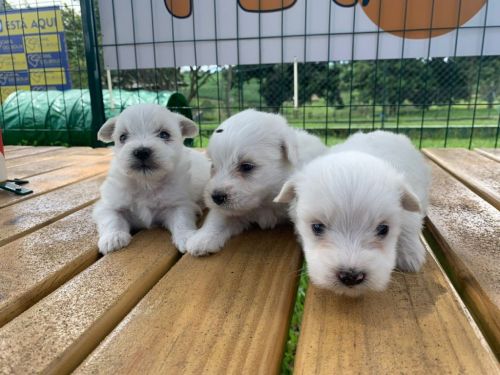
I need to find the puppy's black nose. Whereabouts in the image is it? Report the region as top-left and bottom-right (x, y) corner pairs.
(133, 147), (152, 161)
(211, 191), (228, 205)
(337, 270), (365, 286)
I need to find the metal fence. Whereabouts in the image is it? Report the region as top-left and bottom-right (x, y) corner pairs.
(0, 0), (499, 148)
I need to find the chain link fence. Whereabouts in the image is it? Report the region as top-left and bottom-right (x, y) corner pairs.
(0, 0), (498, 148)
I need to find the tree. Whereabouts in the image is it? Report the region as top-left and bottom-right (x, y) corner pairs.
(61, 5), (87, 88)
(235, 62), (344, 112)
(0, 0), (12, 11)
(186, 66), (212, 102)
(351, 58), (473, 113)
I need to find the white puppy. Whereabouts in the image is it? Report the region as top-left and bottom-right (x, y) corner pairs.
(275, 131), (430, 296)
(185, 109), (327, 256)
(93, 104), (210, 255)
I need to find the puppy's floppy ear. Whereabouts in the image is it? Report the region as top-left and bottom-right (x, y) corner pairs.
(281, 132), (299, 165)
(274, 179), (296, 203)
(97, 117), (118, 143)
(177, 114), (199, 138)
(400, 184), (421, 213)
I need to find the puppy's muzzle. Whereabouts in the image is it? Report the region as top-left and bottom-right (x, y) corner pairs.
(133, 147), (152, 161)
(211, 190), (228, 206)
(337, 269), (366, 286)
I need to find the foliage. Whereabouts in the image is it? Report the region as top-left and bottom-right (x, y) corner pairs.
(234, 63), (345, 112)
(61, 5), (88, 88)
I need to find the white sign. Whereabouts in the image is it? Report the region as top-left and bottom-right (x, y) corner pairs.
(98, 0), (500, 69)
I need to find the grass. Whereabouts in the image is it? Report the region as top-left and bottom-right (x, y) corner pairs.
(281, 265), (309, 375)
(191, 133), (497, 149)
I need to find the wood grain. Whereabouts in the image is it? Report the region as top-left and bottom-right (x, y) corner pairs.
(294, 238), (499, 374)
(0, 206), (99, 328)
(7, 148), (112, 179)
(3, 146), (32, 151)
(4, 147), (111, 168)
(4, 146), (64, 160)
(426, 160), (500, 357)
(423, 148), (500, 209)
(0, 157), (109, 209)
(0, 229), (180, 375)
(0, 174), (104, 247)
(476, 148), (500, 162)
(75, 225), (302, 375)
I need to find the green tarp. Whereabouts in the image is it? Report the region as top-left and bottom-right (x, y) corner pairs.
(0, 89), (191, 146)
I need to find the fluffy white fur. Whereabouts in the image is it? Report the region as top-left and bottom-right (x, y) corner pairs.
(185, 109), (327, 256)
(93, 104), (210, 254)
(275, 131), (430, 296)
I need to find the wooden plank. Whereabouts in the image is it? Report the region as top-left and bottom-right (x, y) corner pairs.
(294, 238), (499, 374)
(0, 229), (180, 375)
(75, 226), (302, 374)
(425, 160), (500, 357)
(0, 174), (104, 247)
(7, 152), (111, 180)
(476, 148), (500, 163)
(4, 146), (64, 160)
(0, 157), (109, 209)
(5, 147), (111, 168)
(423, 148), (500, 210)
(0, 206), (99, 327)
(4, 146), (33, 152)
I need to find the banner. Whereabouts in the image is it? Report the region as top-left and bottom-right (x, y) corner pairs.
(0, 6), (71, 101)
(99, 0), (500, 70)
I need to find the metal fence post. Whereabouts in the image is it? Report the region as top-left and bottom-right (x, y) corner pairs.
(80, 0), (105, 147)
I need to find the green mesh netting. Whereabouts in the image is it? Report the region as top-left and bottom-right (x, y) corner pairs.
(0, 89), (191, 146)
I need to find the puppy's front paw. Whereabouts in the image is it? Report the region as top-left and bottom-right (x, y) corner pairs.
(256, 213), (278, 230)
(98, 231), (132, 255)
(171, 230), (195, 254)
(396, 240), (426, 272)
(185, 231), (225, 257)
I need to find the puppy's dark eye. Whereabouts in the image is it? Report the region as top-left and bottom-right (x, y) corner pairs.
(376, 224), (389, 238)
(239, 163), (255, 173)
(311, 223), (325, 236)
(119, 133), (128, 143)
(158, 131), (170, 140)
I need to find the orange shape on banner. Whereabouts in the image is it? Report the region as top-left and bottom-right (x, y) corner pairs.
(164, 0), (192, 18)
(238, 0), (297, 12)
(362, 0), (486, 39)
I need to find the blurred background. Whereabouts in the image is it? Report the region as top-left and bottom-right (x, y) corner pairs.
(0, 0), (498, 148)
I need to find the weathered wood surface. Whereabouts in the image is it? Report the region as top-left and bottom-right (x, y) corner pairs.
(4, 146), (64, 160)
(0, 206), (99, 328)
(423, 148), (500, 209)
(476, 148), (500, 162)
(0, 146), (498, 374)
(0, 158), (109, 208)
(4, 145), (32, 151)
(0, 175), (104, 247)
(426, 159), (500, 357)
(4, 147), (111, 168)
(75, 226), (302, 375)
(0, 230), (179, 375)
(6, 148), (111, 179)
(294, 238), (499, 374)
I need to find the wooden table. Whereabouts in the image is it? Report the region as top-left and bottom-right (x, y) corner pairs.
(0, 146), (498, 374)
